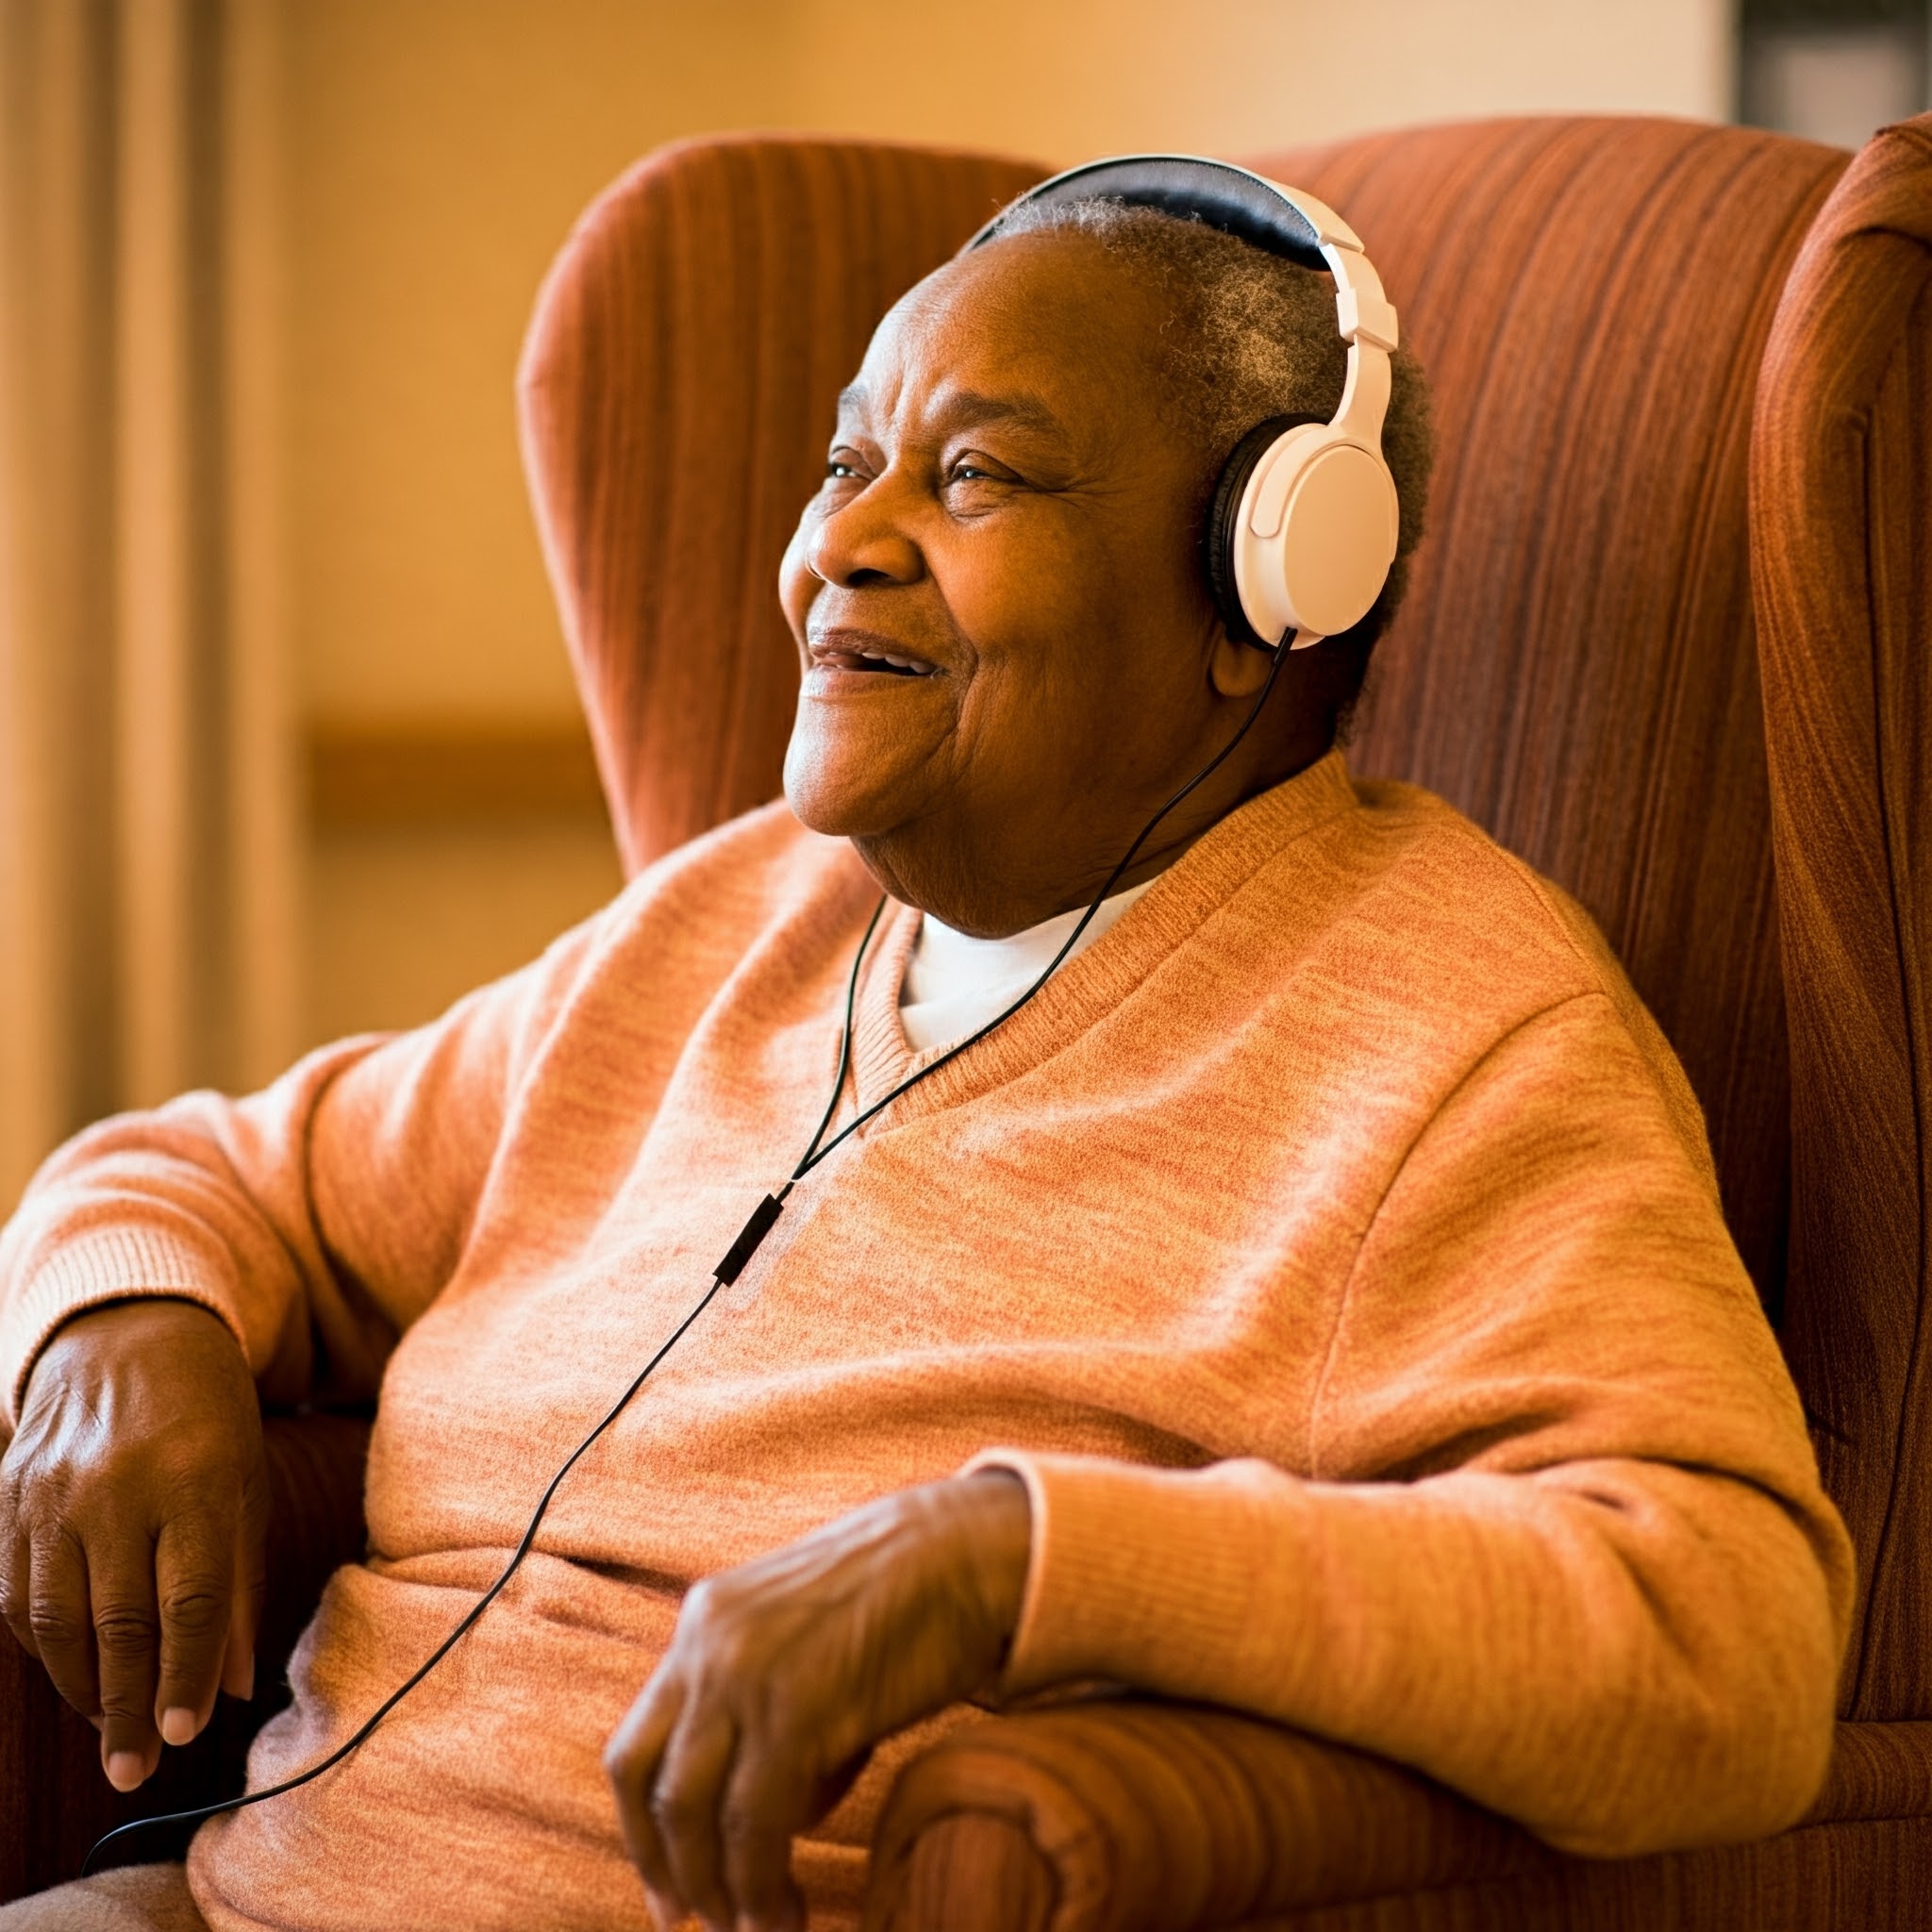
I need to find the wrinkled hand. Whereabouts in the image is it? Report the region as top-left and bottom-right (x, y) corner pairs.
(606, 1470), (1031, 1932)
(0, 1299), (265, 1791)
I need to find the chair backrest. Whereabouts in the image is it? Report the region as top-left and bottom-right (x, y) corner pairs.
(1751, 114), (1932, 1723)
(516, 120), (1928, 1706)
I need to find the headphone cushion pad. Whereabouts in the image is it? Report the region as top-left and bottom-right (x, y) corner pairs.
(1205, 414), (1326, 647)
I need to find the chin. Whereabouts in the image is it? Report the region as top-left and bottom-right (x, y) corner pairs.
(785, 732), (974, 918)
(780, 703), (954, 838)
(781, 726), (908, 840)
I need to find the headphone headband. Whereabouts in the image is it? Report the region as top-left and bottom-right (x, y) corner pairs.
(968, 155), (1328, 270)
(967, 154), (1403, 652)
(967, 156), (1398, 354)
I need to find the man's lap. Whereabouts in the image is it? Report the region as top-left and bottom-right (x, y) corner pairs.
(0, 1865), (206, 1931)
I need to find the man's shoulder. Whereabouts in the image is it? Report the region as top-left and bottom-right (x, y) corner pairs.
(1285, 773), (1707, 1147)
(1328, 773), (1627, 1006)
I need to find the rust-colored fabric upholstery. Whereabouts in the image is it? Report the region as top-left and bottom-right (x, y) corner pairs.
(1754, 113), (1932, 1724)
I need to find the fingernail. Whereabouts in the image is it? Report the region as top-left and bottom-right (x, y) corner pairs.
(160, 1706), (197, 1747)
(106, 1750), (145, 1792)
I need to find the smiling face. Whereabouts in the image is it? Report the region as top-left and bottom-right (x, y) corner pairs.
(779, 230), (1338, 937)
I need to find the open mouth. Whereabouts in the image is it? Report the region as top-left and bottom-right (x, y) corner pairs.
(809, 642), (938, 677)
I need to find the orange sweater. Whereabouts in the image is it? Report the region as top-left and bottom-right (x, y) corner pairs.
(0, 752), (1851, 1931)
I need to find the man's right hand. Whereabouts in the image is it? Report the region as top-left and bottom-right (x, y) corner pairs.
(0, 1299), (266, 1791)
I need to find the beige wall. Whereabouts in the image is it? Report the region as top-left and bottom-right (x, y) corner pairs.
(290, 0), (1733, 1044)
(290, 0), (786, 1034)
(785, 0), (1732, 160)
(289, 0), (787, 728)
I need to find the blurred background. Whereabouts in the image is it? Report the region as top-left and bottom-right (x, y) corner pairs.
(1, 0), (1926, 1208)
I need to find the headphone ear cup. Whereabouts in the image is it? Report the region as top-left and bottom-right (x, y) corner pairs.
(1205, 413), (1327, 647)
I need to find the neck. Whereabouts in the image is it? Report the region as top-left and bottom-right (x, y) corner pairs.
(854, 737), (1333, 939)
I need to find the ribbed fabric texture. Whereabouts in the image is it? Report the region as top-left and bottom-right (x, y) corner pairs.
(0, 756), (1851, 1931)
(1749, 111), (1932, 1722)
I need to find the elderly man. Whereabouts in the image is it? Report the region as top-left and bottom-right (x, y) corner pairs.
(0, 163), (1848, 1932)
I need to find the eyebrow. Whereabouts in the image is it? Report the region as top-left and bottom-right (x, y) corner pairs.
(834, 384), (1068, 439)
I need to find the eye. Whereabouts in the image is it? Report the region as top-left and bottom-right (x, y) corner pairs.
(824, 445), (870, 485)
(945, 454), (1013, 488)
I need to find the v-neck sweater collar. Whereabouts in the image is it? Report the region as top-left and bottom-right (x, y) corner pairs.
(845, 747), (1358, 1124)
(898, 877), (1157, 1055)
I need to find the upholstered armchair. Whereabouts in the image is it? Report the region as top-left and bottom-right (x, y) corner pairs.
(4, 110), (1928, 1929)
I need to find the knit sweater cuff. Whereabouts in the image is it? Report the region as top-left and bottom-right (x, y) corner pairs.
(958, 1448), (1311, 1704)
(0, 1224), (243, 1424)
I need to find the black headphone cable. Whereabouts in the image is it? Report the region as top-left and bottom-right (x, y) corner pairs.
(80, 635), (1289, 1876)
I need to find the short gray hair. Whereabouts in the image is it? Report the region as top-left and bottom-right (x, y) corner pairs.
(987, 197), (1434, 730)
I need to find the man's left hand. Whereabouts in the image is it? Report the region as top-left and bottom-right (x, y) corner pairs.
(605, 1470), (1031, 1932)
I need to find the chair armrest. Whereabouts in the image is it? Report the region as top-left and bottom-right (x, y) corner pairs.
(864, 1711), (1932, 1932)
(862, 1700), (1547, 1932)
(0, 1410), (371, 1899)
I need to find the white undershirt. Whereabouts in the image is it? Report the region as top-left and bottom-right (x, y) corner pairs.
(897, 878), (1156, 1054)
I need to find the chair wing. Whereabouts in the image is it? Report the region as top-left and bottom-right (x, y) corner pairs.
(1752, 111), (1932, 1722)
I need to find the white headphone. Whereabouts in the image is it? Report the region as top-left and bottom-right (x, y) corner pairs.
(968, 155), (1402, 652)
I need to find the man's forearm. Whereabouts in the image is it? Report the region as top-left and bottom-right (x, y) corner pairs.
(969, 1448), (1844, 1857)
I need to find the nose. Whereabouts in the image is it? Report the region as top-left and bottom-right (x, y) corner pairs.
(806, 475), (924, 590)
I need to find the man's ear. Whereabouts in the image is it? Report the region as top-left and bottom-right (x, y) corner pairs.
(1208, 624), (1276, 698)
